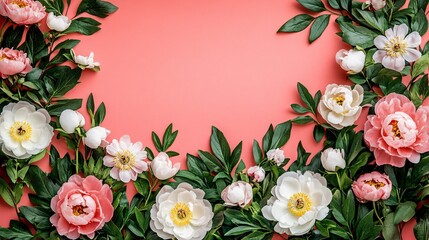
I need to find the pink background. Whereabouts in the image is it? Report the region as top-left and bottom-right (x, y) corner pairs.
(1, 0), (425, 238)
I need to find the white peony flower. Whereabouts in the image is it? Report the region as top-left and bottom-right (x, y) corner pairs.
(335, 49), (365, 74)
(83, 126), (110, 149)
(150, 183), (214, 240)
(151, 152), (180, 180)
(71, 50), (100, 70)
(247, 166), (265, 182)
(373, 24), (421, 72)
(318, 84), (364, 129)
(221, 181), (253, 208)
(366, 0), (386, 10)
(262, 171), (332, 236)
(267, 148), (285, 166)
(46, 12), (71, 32)
(59, 109), (85, 134)
(0, 101), (53, 159)
(320, 148), (346, 171)
(103, 135), (148, 183)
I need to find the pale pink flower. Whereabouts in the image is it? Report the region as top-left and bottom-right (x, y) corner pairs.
(103, 135), (148, 183)
(373, 24), (421, 72)
(247, 166), (265, 182)
(221, 181), (253, 208)
(0, 0), (46, 25)
(59, 109), (85, 134)
(352, 171), (392, 203)
(267, 148), (285, 166)
(366, 0), (386, 10)
(151, 152), (180, 180)
(46, 12), (71, 32)
(0, 48), (32, 78)
(83, 126), (109, 149)
(336, 49), (365, 74)
(50, 175), (114, 239)
(364, 93), (429, 167)
(320, 148), (346, 172)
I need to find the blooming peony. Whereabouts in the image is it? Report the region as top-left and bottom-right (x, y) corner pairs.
(72, 50), (100, 70)
(335, 49), (365, 74)
(221, 181), (253, 208)
(151, 152), (180, 180)
(320, 148), (346, 172)
(364, 93), (429, 167)
(318, 84), (364, 129)
(267, 148), (285, 166)
(0, 101), (53, 159)
(352, 171), (392, 203)
(59, 109), (85, 134)
(0, 48), (32, 78)
(247, 165), (265, 182)
(0, 0), (46, 25)
(366, 0), (386, 10)
(373, 24), (421, 72)
(103, 135), (148, 183)
(83, 126), (109, 149)
(262, 171), (332, 236)
(150, 183), (214, 240)
(50, 175), (114, 239)
(46, 12), (71, 32)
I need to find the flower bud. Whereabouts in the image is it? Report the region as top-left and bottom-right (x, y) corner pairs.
(366, 0), (386, 10)
(321, 148), (346, 171)
(59, 109), (85, 134)
(72, 50), (100, 70)
(247, 166), (265, 182)
(221, 181), (253, 208)
(46, 12), (71, 32)
(151, 152), (180, 180)
(83, 126), (110, 149)
(267, 148), (285, 166)
(335, 49), (365, 74)
(352, 171), (392, 203)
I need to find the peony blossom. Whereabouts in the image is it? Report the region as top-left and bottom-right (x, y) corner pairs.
(247, 165), (265, 182)
(320, 148), (346, 172)
(352, 171), (392, 203)
(0, 0), (46, 25)
(366, 0), (386, 10)
(267, 148), (285, 166)
(364, 93), (429, 167)
(0, 48), (32, 78)
(0, 101), (53, 159)
(318, 84), (364, 129)
(103, 135), (148, 183)
(46, 12), (71, 32)
(50, 175), (114, 239)
(262, 171), (332, 236)
(72, 50), (100, 70)
(150, 183), (214, 240)
(373, 24), (421, 72)
(336, 49), (365, 74)
(83, 126), (109, 149)
(151, 152), (180, 180)
(221, 181), (253, 208)
(59, 109), (85, 134)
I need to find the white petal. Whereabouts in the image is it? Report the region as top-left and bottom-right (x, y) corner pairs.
(404, 32), (422, 48)
(327, 112), (344, 124)
(382, 55), (405, 71)
(374, 36), (388, 49)
(394, 24), (408, 39)
(403, 48), (421, 63)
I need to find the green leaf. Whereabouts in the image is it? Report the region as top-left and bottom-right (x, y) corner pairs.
(24, 25), (48, 63)
(313, 125), (324, 142)
(278, 14), (314, 32)
(412, 53), (429, 79)
(63, 17), (101, 36)
(382, 213), (401, 240)
(0, 227), (33, 240)
(54, 39), (81, 51)
(411, 9), (428, 35)
(337, 20), (378, 48)
(292, 115), (314, 124)
(230, 142), (243, 170)
(270, 121), (292, 149)
(26, 166), (59, 199)
(210, 126), (231, 166)
(77, 0), (118, 18)
(103, 221), (123, 239)
(414, 215), (429, 240)
(162, 123), (178, 151)
(291, 103), (310, 114)
(187, 154), (205, 177)
(225, 226), (258, 236)
(37, 0), (62, 13)
(19, 206), (52, 230)
(309, 14), (330, 43)
(1, 25), (25, 49)
(94, 102), (106, 125)
(394, 201), (417, 224)
(328, 0), (340, 9)
(297, 0), (326, 12)
(46, 98), (82, 116)
(353, 9), (387, 32)
(297, 82), (316, 113)
(343, 190), (355, 225)
(356, 210), (381, 240)
(0, 178), (15, 207)
(152, 131), (162, 152)
(43, 66), (82, 98)
(410, 74), (429, 107)
(87, 93), (95, 117)
(252, 140), (263, 164)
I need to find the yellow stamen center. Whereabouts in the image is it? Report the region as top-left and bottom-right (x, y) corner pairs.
(288, 192), (312, 217)
(72, 205), (86, 216)
(114, 150), (136, 170)
(334, 94), (345, 106)
(364, 180), (386, 189)
(0, 54), (9, 61)
(389, 120), (402, 138)
(9, 121), (32, 142)
(170, 202), (192, 226)
(384, 36), (407, 58)
(11, 0), (28, 8)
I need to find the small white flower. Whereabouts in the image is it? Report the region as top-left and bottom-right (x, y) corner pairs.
(318, 84), (364, 129)
(262, 171), (332, 236)
(151, 152), (180, 180)
(320, 148), (346, 171)
(83, 126), (109, 149)
(150, 183), (214, 240)
(0, 101), (53, 159)
(366, 0), (386, 10)
(59, 109), (85, 134)
(46, 12), (71, 32)
(267, 148), (285, 166)
(221, 181), (253, 208)
(71, 50), (100, 71)
(247, 166), (265, 182)
(373, 24), (421, 72)
(336, 49), (365, 74)
(103, 135), (148, 183)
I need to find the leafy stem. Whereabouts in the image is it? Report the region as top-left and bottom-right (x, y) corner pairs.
(373, 201), (383, 224)
(75, 138), (81, 174)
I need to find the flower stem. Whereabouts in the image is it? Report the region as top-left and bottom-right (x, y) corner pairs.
(373, 201), (383, 224)
(75, 138), (81, 174)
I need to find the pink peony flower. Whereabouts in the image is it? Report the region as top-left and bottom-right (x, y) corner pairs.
(247, 166), (265, 182)
(50, 175), (114, 239)
(0, 0), (46, 25)
(0, 48), (32, 78)
(364, 93), (429, 167)
(351, 171), (392, 203)
(221, 181), (253, 208)
(366, 0), (386, 10)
